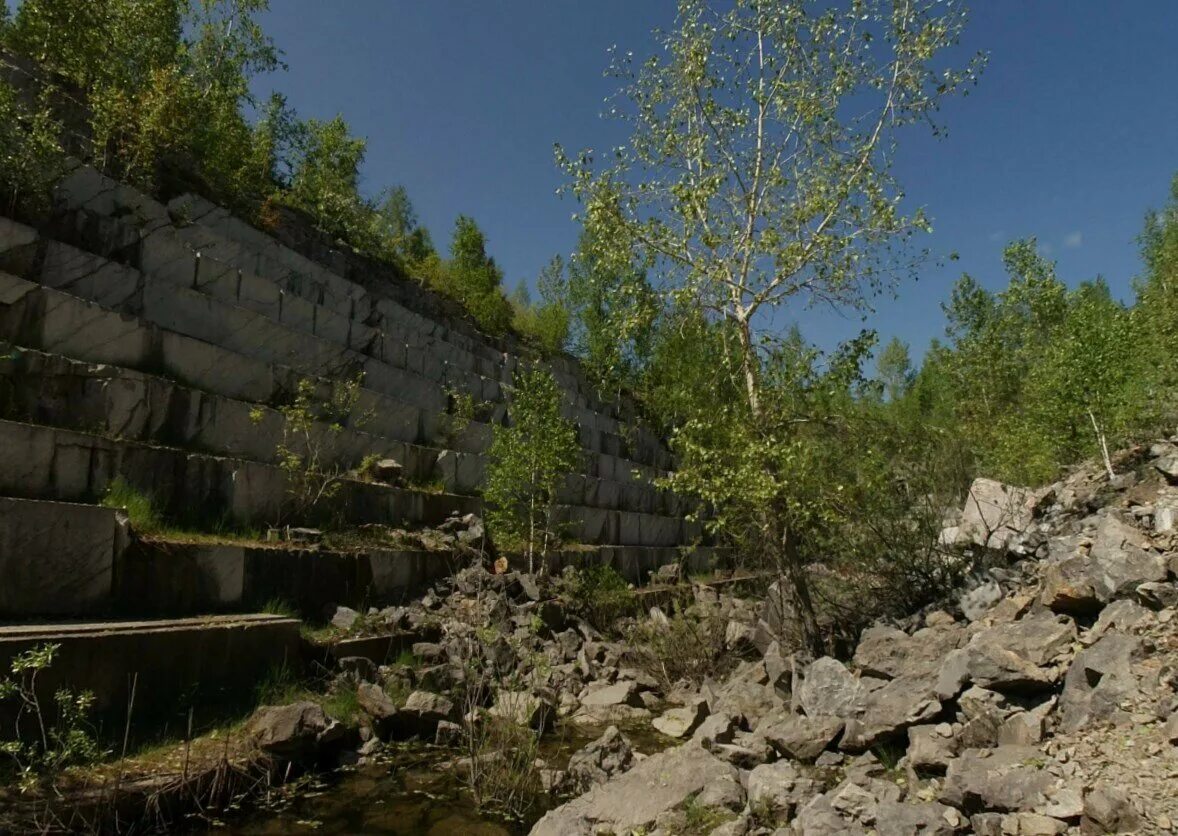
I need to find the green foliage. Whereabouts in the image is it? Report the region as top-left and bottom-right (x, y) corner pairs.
(269, 373), (368, 526)
(423, 215), (514, 335)
(283, 115), (372, 245)
(509, 267), (570, 355)
(0, 643), (104, 792)
(556, 565), (634, 632)
(484, 366), (581, 572)
(101, 476), (164, 533)
(876, 338), (914, 403)
(628, 604), (729, 691)
(0, 78), (66, 217)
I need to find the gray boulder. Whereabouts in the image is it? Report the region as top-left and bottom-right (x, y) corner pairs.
(1082, 782), (1140, 833)
(1058, 632), (1142, 732)
(799, 657), (864, 718)
(580, 679), (643, 708)
(761, 714), (844, 761)
(530, 742), (740, 835)
(854, 622), (967, 680)
(958, 478), (1035, 551)
(247, 701), (339, 760)
(940, 746), (1078, 815)
(874, 801), (967, 835)
(840, 674), (941, 751)
(564, 725), (634, 793)
(746, 760), (819, 817)
(652, 699), (709, 739)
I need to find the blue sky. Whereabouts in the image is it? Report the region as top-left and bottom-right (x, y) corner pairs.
(255, 1), (1178, 356)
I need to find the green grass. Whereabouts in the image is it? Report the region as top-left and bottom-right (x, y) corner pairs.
(260, 597), (299, 619)
(320, 685), (361, 724)
(101, 477), (164, 533)
(253, 661), (307, 706)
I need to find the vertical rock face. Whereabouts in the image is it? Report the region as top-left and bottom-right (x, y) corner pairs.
(0, 497), (127, 616)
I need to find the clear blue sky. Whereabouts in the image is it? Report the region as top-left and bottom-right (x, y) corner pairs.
(255, 1), (1178, 356)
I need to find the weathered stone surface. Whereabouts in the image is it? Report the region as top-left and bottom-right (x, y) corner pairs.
(960, 580), (1004, 622)
(761, 713), (844, 760)
(746, 760), (818, 816)
(907, 724), (957, 773)
(356, 682), (397, 721)
(1082, 782), (1140, 833)
(692, 712), (741, 746)
(652, 699), (709, 739)
(799, 657), (864, 718)
(959, 478), (1035, 551)
(392, 690), (453, 738)
(854, 622), (966, 680)
(1041, 556), (1102, 615)
(0, 498), (127, 616)
(530, 742), (739, 835)
(1058, 632), (1142, 732)
(247, 701), (337, 760)
(564, 725), (634, 793)
(841, 674), (941, 751)
(488, 690), (554, 732)
(936, 643), (1053, 700)
(940, 746), (1077, 815)
(580, 679), (643, 708)
(873, 800), (966, 835)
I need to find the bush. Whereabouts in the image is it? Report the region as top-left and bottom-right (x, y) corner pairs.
(627, 605), (729, 691)
(484, 366), (581, 572)
(0, 643), (104, 792)
(556, 565), (634, 633)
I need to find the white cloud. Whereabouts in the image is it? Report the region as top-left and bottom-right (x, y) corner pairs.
(1063, 230), (1083, 249)
(987, 231), (1004, 243)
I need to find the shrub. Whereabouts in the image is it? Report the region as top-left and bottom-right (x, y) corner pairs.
(484, 366), (581, 573)
(627, 605), (729, 691)
(0, 643), (104, 792)
(556, 565), (634, 633)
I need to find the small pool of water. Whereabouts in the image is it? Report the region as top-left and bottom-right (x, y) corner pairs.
(214, 722), (668, 836)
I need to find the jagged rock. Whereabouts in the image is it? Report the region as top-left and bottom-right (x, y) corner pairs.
(693, 712), (742, 745)
(840, 779), (905, 820)
(907, 724), (957, 773)
(652, 699), (709, 738)
(247, 701), (339, 760)
(1136, 580), (1178, 610)
(854, 622), (966, 680)
(936, 643), (1053, 700)
(372, 458), (402, 483)
(799, 657), (864, 718)
(725, 619), (756, 653)
(1166, 712), (1178, 744)
(393, 690), (454, 738)
(760, 713), (844, 760)
(337, 656), (378, 684)
(960, 580), (1004, 622)
(708, 730), (774, 768)
(794, 792), (869, 836)
(1041, 556), (1102, 615)
(580, 679), (643, 708)
(1153, 455), (1178, 483)
(972, 812), (1068, 834)
(531, 742), (739, 835)
(435, 719), (462, 746)
(1058, 632), (1142, 732)
(564, 725), (634, 793)
(356, 682), (397, 725)
(959, 478), (1035, 551)
(331, 605), (360, 630)
(488, 691), (554, 732)
(746, 760), (819, 816)
(873, 800), (966, 835)
(841, 674), (941, 751)
(997, 699), (1054, 746)
(940, 746), (1077, 815)
(1082, 782), (1140, 833)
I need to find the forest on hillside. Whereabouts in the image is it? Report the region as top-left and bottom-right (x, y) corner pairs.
(1, 0), (1176, 653)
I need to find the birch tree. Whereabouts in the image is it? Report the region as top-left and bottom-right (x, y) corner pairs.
(559, 0), (982, 652)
